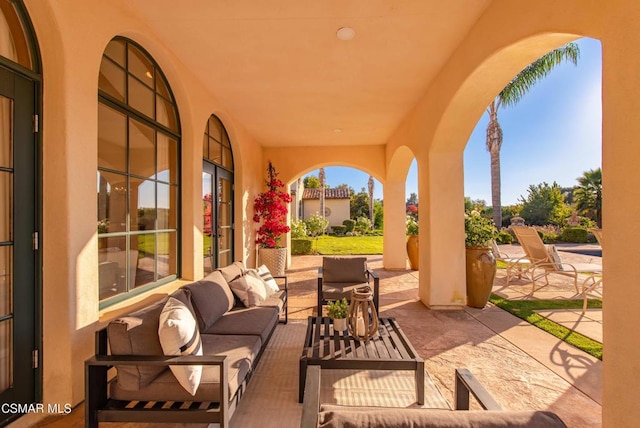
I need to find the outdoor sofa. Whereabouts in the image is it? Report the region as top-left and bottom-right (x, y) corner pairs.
(301, 366), (567, 428)
(85, 261), (287, 428)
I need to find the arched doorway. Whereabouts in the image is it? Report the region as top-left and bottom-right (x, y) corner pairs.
(0, 0), (41, 421)
(202, 115), (234, 274)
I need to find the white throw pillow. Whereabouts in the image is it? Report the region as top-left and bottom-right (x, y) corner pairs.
(229, 274), (268, 307)
(158, 297), (203, 395)
(256, 265), (281, 294)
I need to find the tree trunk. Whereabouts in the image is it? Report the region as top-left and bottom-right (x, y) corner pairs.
(486, 102), (503, 228)
(368, 176), (374, 229)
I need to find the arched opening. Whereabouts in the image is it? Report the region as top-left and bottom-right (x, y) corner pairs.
(463, 36), (602, 333)
(290, 165), (383, 255)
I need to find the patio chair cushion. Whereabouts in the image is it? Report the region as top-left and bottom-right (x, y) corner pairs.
(318, 406), (567, 428)
(158, 296), (203, 395)
(547, 245), (564, 270)
(183, 271), (235, 332)
(322, 257), (368, 283)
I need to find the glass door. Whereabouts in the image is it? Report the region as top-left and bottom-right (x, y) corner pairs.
(0, 65), (37, 412)
(202, 162), (233, 274)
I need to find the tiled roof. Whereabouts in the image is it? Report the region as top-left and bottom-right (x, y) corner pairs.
(302, 188), (350, 199)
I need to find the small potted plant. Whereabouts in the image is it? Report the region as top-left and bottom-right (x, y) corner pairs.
(464, 210), (499, 308)
(327, 298), (349, 331)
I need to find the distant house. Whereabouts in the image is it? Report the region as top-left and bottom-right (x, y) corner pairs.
(302, 188), (351, 227)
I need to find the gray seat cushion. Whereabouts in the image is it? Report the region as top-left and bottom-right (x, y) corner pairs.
(203, 306), (278, 343)
(318, 406), (567, 428)
(323, 257), (367, 283)
(259, 289), (286, 313)
(110, 334), (262, 402)
(321, 282), (365, 302)
(183, 271), (235, 332)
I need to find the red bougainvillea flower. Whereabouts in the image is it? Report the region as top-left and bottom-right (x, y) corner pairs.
(253, 162), (292, 248)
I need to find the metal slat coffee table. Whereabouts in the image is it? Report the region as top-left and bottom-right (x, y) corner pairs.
(298, 316), (425, 404)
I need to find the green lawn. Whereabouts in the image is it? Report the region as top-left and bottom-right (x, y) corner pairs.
(489, 294), (603, 360)
(137, 234), (172, 255)
(311, 235), (383, 255)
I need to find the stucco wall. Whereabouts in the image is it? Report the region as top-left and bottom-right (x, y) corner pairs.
(302, 199), (350, 227)
(23, 0), (263, 411)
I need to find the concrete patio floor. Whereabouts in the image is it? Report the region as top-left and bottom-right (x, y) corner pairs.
(29, 249), (603, 427)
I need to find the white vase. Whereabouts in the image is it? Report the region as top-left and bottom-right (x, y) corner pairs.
(259, 247), (287, 276)
(333, 318), (347, 331)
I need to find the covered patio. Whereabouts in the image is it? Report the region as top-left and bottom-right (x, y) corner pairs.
(2, 1), (637, 427)
(38, 254), (601, 427)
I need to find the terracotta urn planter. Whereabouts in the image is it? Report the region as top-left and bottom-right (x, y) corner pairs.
(406, 235), (419, 270)
(465, 246), (496, 308)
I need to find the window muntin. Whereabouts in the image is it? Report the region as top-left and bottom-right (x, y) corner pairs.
(203, 115), (233, 170)
(98, 37), (180, 304)
(0, 0), (34, 70)
(202, 115), (233, 276)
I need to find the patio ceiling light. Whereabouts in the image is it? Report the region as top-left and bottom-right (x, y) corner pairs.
(336, 27), (355, 41)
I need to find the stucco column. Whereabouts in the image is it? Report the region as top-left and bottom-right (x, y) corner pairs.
(383, 179), (408, 269)
(417, 150), (466, 309)
(602, 15), (640, 426)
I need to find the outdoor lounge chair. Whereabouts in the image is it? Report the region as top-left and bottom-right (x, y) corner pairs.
(581, 228), (604, 313)
(491, 240), (530, 285)
(511, 226), (602, 296)
(317, 256), (379, 315)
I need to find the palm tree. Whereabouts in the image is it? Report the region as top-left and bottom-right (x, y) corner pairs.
(486, 43), (580, 228)
(574, 167), (602, 227)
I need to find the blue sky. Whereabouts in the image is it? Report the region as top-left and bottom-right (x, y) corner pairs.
(303, 37), (602, 205)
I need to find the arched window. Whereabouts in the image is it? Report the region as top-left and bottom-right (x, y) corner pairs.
(202, 115), (234, 274)
(97, 37), (180, 304)
(0, 0), (36, 71)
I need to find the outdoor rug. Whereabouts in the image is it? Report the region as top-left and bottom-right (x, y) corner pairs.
(229, 321), (450, 428)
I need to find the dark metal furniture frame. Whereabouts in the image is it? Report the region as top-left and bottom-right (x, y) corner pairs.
(84, 274), (288, 428)
(298, 316), (424, 404)
(300, 366), (502, 428)
(275, 274), (289, 324)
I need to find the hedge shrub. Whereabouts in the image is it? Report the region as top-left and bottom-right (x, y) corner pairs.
(332, 225), (346, 235)
(291, 238), (312, 255)
(561, 227), (588, 243)
(342, 219), (356, 232)
(495, 230), (513, 244)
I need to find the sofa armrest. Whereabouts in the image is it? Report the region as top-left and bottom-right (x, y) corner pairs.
(85, 354), (230, 428)
(300, 365), (321, 428)
(273, 274), (288, 292)
(455, 368), (501, 410)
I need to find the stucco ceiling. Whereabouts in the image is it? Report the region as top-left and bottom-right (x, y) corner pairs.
(121, 0), (490, 147)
